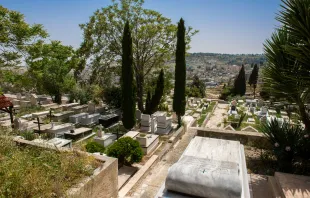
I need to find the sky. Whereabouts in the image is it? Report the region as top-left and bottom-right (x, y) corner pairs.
(2, 0), (281, 54)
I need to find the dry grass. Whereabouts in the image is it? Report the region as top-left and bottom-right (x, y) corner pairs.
(0, 133), (100, 198)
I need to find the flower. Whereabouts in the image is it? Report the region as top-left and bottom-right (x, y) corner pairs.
(304, 134), (309, 138)
(274, 142), (279, 147)
(285, 146), (291, 152)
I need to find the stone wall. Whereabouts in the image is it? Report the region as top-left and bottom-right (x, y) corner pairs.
(193, 127), (271, 149)
(68, 155), (118, 198)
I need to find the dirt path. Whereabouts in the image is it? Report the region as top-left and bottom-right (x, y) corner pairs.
(205, 103), (229, 129)
(125, 128), (197, 198)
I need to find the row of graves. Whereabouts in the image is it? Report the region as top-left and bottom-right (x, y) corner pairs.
(0, 93), (127, 150)
(225, 98), (302, 132)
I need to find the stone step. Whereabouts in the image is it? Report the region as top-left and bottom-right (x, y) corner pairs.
(274, 172), (310, 198)
(267, 176), (285, 198)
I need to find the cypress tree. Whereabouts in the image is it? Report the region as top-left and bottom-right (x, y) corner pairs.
(146, 69), (165, 114)
(145, 91), (151, 114)
(248, 64), (259, 98)
(121, 21), (136, 130)
(173, 18), (186, 126)
(233, 64), (246, 96)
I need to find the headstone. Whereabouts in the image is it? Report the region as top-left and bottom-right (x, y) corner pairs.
(136, 109), (141, 121)
(30, 94), (38, 106)
(258, 99), (264, 107)
(260, 116), (267, 123)
(231, 105), (236, 111)
(247, 118), (255, 123)
(261, 106), (268, 114)
(16, 93), (22, 100)
(88, 101), (96, 113)
(249, 107), (255, 114)
(231, 100), (237, 106)
(97, 125), (103, 138)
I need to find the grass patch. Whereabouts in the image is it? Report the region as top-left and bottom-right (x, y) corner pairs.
(15, 106), (45, 117)
(0, 134), (100, 197)
(197, 114), (207, 126)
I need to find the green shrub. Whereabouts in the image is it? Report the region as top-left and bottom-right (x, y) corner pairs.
(219, 86), (234, 100)
(261, 119), (310, 174)
(85, 141), (105, 153)
(21, 131), (36, 141)
(107, 137), (143, 166)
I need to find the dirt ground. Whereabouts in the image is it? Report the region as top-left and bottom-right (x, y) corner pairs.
(205, 103), (228, 129)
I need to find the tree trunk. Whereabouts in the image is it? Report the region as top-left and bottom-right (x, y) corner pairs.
(178, 114), (181, 127)
(136, 72), (144, 112)
(253, 85), (256, 99)
(298, 101), (310, 131)
(54, 93), (62, 104)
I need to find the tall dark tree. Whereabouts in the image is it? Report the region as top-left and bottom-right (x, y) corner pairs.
(173, 18), (186, 126)
(145, 91), (151, 113)
(233, 65), (246, 96)
(248, 64), (259, 98)
(121, 22), (136, 130)
(145, 69), (165, 114)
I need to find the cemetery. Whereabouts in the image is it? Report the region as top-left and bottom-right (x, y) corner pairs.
(1, 0), (310, 197)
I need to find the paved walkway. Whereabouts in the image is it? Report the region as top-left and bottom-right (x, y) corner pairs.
(125, 128), (197, 198)
(205, 103), (229, 129)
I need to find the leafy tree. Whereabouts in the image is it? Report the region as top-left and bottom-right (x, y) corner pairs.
(173, 18), (187, 126)
(26, 41), (77, 104)
(144, 69), (164, 114)
(121, 22), (136, 130)
(0, 6), (48, 67)
(103, 86), (122, 108)
(263, 0), (310, 130)
(233, 65), (246, 96)
(248, 64), (259, 98)
(79, 0), (198, 111)
(106, 137), (143, 166)
(187, 75), (206, 98)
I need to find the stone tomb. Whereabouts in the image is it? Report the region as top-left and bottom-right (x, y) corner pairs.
(32, 111), (50, 118)
(94, 125), (117, 147)
(158, 137), (250, 198)
(61, 103), (79, 111)
(140, 114), (157, 133)
(64, 127), (93, 141)
(69, 113), (88, 124)
(155, 112), (172, 135)
(45, 123), (74, 137)
(30, 94), (38, 106)
(33, 137), (72, 148)
(123, 131), (159, 155)
(80, 113), (100, 126)
(52, 111), (74, 122)
(99, 114), (119, 128)
(71, 104), (88, 114)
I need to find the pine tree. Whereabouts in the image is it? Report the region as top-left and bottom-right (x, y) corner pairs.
(233, 64), (246, 96)
(248, 64), (259, 98)
(147, 69), (164, 114)
(121, 21), (136, 130)
(173, 18), (186, 126)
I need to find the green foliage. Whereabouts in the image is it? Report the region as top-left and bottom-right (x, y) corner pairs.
(0, 134), (99, 197)
(121, 22), (136, 130)
(27, 41), (77, 103)
(261, 119), (310, 173)
(0, 6), (48, 67)
(85, 141), (105, 153)
(21, 131), (36, 141)
(173, 18), (187, 126)
(103, 86), (122, 108)
(263, 0), (310, 130)
(248, 64), (259, 98)
(79, 0), (198, 111)
(219, 86), (234, 100)
(233, 65), (246, 96)
(186, 75), (206, 98)
(145, 69), (165, 114)
(107, 137), (143, 166)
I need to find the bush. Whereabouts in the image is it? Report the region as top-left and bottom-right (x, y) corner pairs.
(219, 86), (234, 100)
(106, 137), (143, 166)
(103, 86), (122, 108)
(261, 119), (310, 174)
(69, 86), (92, 104)
(85, 141), (105, 153)
(21, 131), (36, 141)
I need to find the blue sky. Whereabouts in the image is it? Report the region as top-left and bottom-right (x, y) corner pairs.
(2, 0), (281, 54)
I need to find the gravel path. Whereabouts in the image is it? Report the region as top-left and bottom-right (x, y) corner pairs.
(126, 128), (197, 198)
(205, 103), (229, 129)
